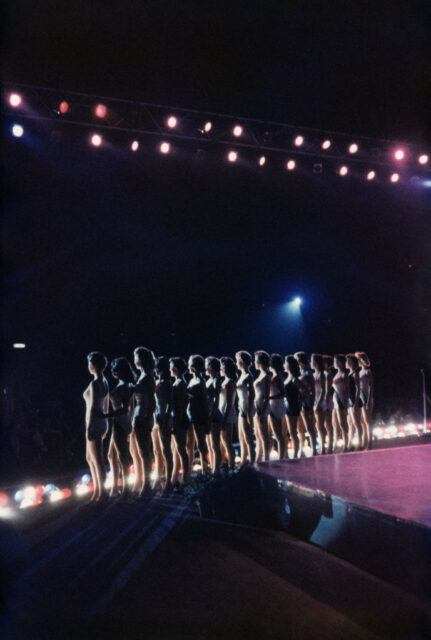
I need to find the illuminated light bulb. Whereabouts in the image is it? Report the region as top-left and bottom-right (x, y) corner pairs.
(258, 156), (266, 166)
(204, 121), (212, 133)
(0, 493), (8, 507)
(13, 342), (26, 348)
(228, 151), (238, 162)
(91, 134), (102, 147)
(394, 149), (404, 160)
(286, 160), (296, 170)
(233, 125), (243, 137)
(167, 116), (177, 128)
(366, 170), (376, 180)
(322, 139), (331, 150)
(418, 154), (429, 165)
(9, 93), (22, 107)
(44, 483), (55, 494)
(94, 104), (107, 118)
(23, 486), (36, 501)
(61, 488), (72, 499)
(59, 101), (69, 114)
(131, 140), (139, 151)
(390, 173), (400, 183)
(20, 498), (36, 509)
(294, 135), (304, 147)
(160, 142), (170, 154)
(76, 484), (89, 497)
(14, 490), (24, 503)
(339, 165), (348, 176)
(50, 489), (63, 503)
(348, 143), (358, 154)
(12, 124), (24, 138)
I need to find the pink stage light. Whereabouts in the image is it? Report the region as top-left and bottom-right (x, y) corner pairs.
(204, 121), (212, 133)
(258, 156), (266, 166)
(348, 143), (358, 154)
(286, 160), (296, 170)
(366, 170), (376, 181)
(294, 135), (304, 147)
(0, 492), (8, 507)
(394, 149), (405, 160)
(390, 173), (400, 183)
(91, 134), (102, 147)
(94, 104), (107, 118)
(322, 139), (331, 150)
(59, 101), (69, 114)
(339, 165), (348, 176)
(160, 142), (170, 154)
(228, 151), (238, 162)
(418, 154), (429, 165)
(167, 116), (177, 128)
(233, 125), (243, 137)
(131, 140), (139, 151)
(9, 93), (22, 107)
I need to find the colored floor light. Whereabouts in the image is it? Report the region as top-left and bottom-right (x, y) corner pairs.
(91, 133), (102, 147)
(59, 101), (69, 114)
(204, 121), (212, 133)
(322, 139), (331, 150)
(339, 165), (348, 176)
(390, 173), (400, 183)
(294, 135), (304, 147)
(12, 124), (24, 138)
(131, 140), (139, 151)
(160, 142), (170, 154)
(394, 149), (405, 160)
(9, 93), (22, 107)
(418, 154), (429, 165)
(228, 150), (238, 162)
(0, 493), (8, 508)
(286, 160), (296, 170)
(366, 170), (376, 180)
(94, 104), (107, 118)
(167, 116), (177, 128)
(348, 143), (358, 154)
(258, 155), (266, 166)
(233, 125), (243, 137)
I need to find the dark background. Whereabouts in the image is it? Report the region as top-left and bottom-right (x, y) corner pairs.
(2, 1), (430, 466)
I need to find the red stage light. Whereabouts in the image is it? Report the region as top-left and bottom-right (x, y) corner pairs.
(9, 93), (22, 107)
(59, 101), (69, 114)
(91, 134), (102, 147)
(94, 104), (107, 118)
(61, 488), (72, 500)
(0, 492), (8, 507)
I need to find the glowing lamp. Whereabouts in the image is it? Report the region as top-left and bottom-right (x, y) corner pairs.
(339, 165), (348, 176)
(91, 134), (102, 147)
(0, 493), (8, 508)
(233, 125), (243, 137)
(390, 173), (400, 183)
(348, 143), (358, 154)
(418, 154), (429, 165)
(44, 483), (56, 494)
(81, 474), (91, 485)
(322, 139), (331, 150)
(50, 489), (63, 503)
(13, 342), (26, 348)
(14, 490), (24, 503)
(286, 160), (296, 170)
(394, 149), (404, 160)
(204, 121), (212, 133)
(12, 125), (24, 138)
(160, 142), (170, 154)
(131, 140), (139, 151)
(94, 104), (107, 118)
(294, 135), (304, 147)
(61, 488), (72, 499)
(9, 93), (22, 107)
(258, 156), (266, 166)
(366, 170), (376, 180)
(228, 151), (238, 162)
(59, 101), (69, 114)
(167, 116), (177, 128)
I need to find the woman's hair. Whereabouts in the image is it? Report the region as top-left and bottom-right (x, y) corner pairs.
(87, 351), (107, 372)
(270, 353), (284, 372)
(285, 355), (300, 378)
(311, 353), (324, 372)
(355, 351), (370, 367)
(220, 356), (237, 380)
(255, 350), (270, 368)
(236, 350), (252, 368)
(111, 357), (136, 383)
(134, 347), (155, 372)
(169, 357), (187, 375)
(205, 356), (221, 373)
(334, 354), (346, 367)
(155, 356), (170, 377)
(346, 353), (359, 370)
(189, 354), (205, 374)
(322, 355), (334, 369)
(294, 351), (309, 368)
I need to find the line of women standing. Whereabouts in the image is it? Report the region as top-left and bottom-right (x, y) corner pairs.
(83, 348), (373, 502)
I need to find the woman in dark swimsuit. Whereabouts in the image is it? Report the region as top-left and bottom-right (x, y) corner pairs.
(332, 354), (349, 453)
(356, 351), (374, 450)
(205, 356), (223, 473)
(311, 354), (327, 454)
(105, 357), (135, 498)
(268, 354), (286, 460)
(187, 355), (210, 474)
(153, 356), (174, 493)
(131, 347), (156, 497)
(235, 350), (255, 465)
(322, 355), (335, 453)
(219, 356), (237, 470)
(170, 357), (189, 488)
(346, 353), (363, 450)
(294, 352), (318, 455)
(283, 355), (302, 458)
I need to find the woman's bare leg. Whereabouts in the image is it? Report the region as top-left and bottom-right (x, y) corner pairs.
(254, 416), (270, 461)
(87, 439), (105, 501)
(324, 411), (334, 453)
(286, 415), (300, 458)
(107, 435), (120, 497)
(151, 428), (164, 490)
(220, 424), (235, 469)
(210, 424), (222, 472)
(302, 410), (317, 455)
(314, 411), (325, 454)
(335, 408), (348, 452)
(193, 423), (210, 473)
(296, 415), (307, 457)
(129, 432), (143, 493)
(186, 427), (195, 478)
(172, 429), (189, 485)
(159, 424), (173, 491)
(269, 415), (285, 460)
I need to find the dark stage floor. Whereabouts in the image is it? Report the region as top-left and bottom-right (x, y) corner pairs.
(257, 443), (431, 528)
